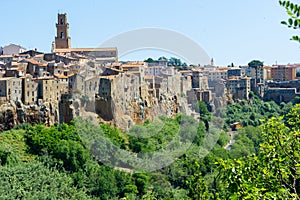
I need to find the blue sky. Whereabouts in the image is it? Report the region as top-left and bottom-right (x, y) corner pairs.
(1, 0), (299, 66)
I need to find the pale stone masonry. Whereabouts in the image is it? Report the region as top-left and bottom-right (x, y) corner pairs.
(36, 77), (61, 103)
(0, 77), (22, 103)
(22, 74), (38, 105)
(226, 76), (251, 100)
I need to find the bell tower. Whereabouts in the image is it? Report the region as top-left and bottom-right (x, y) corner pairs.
(55, 13), (71, 49)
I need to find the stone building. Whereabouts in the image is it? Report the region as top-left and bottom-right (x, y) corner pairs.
(162, 72), (181, 95)
(266, 80), (300, 92)
(227, 67), (244, 78)
(36, 77), (61, 103)
(25, 59), (48, 78)
(83, 76), (99, 101)
(180, 74), (192, 96)
(0, 77), (22, 103)
(187, 89), (212, 104)
(68, 73), (85, 95)
(22, 74), (38, 105)
(192, 71), (209, 89)
(154, 76), (168, 100)
(226, 76), (251, 100)
(148, 66), (163, 76)
(0, 55), (13, 64)
(96, 74), (140, 127)
(264, 88), (299, 103)
(144, 75), (156, 98)
(204, 68), (228, 81)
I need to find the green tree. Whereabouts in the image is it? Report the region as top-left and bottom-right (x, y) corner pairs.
(186, 162), (209, 200)
(193, 101), (211, 131)
(144, 58), (155, 63)
(280, 0), (300, 42)
(217, 105), (300, 199)
(0, 162), (92, 199)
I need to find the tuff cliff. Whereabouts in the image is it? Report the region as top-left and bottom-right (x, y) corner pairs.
(0, 101), (59, 131)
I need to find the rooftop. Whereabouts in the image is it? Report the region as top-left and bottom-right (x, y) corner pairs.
(53, 47), (117, 53)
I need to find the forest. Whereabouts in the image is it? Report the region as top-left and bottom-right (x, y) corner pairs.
(0, 94), (299, 199)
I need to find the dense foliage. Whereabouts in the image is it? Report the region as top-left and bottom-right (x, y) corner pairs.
(1, 97), (299, 199)
(217, 105), (300, 199)
(224, 95), (293, 127)
(0, 162), (92, 200)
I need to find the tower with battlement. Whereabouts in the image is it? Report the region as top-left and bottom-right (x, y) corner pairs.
(55, 13), (71, 49)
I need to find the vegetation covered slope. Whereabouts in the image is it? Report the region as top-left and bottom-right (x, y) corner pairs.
(0, 98), (299, 199)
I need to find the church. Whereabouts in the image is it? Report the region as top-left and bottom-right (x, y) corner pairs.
(52, 13), (118, 63)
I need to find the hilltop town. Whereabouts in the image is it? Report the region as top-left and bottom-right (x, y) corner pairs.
(0, 13), (299, 131)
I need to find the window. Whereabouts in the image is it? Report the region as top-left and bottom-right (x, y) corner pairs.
(60, 18), (64, 25)
(60, 32), (65, 39)
(32, 91), (34, 96)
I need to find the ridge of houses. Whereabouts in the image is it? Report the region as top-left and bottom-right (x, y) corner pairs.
(0, 13), (300, 127)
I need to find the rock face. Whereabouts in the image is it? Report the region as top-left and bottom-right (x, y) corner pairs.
(56, 72), (192, 131)
(0, 101), (59, 131)
(93, 74), (185, 131)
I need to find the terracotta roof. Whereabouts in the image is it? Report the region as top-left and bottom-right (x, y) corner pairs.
(105, 67), (123, 72)
(125, 71), (140, 74)
(144, 75), (154, 79)
(34, 54), (44, 58)
(54, 74), (68, 79)
(0, 55), (13, 58)
(72, 52), (87, 59)
(25, 59), (47, 66)
(53, 47), (117, 53)
(122, 65), (141, 68)
(179, 70), (192, 73)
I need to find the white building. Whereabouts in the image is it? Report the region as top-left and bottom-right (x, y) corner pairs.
(3, 44), (26, 55)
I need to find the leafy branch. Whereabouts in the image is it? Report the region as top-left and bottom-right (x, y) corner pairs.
(280, 0), (300, 42)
